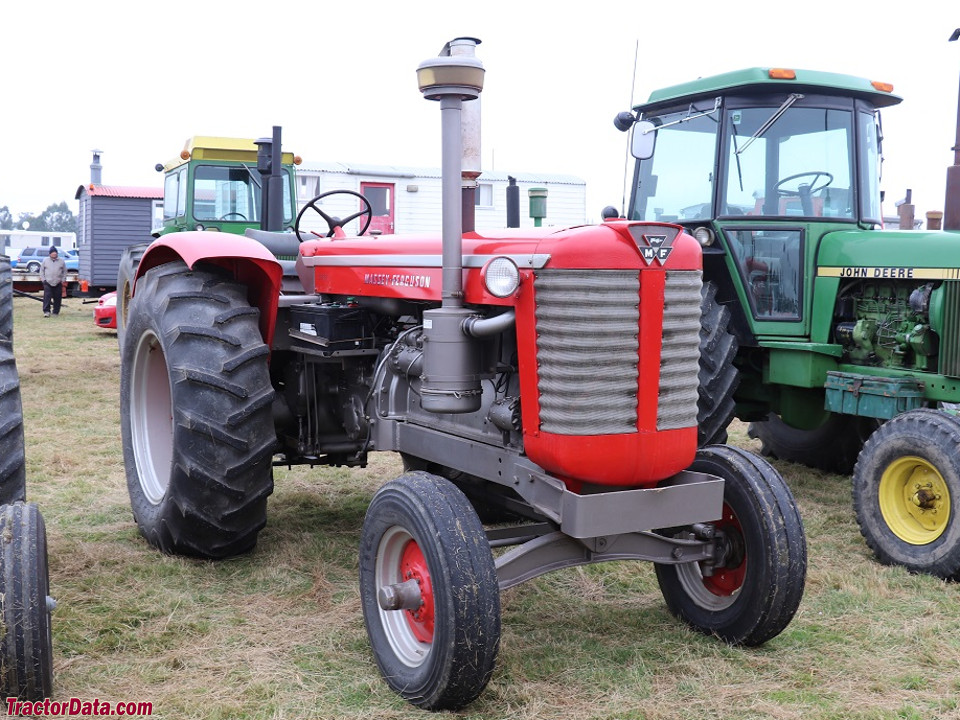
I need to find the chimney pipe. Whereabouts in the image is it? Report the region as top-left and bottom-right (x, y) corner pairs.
(897, 188), (915, 230)
(90, 149), (103, 185)
(945, 29), (960, 231)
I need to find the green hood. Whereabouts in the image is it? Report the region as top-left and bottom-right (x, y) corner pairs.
(818, 230), (960, 281)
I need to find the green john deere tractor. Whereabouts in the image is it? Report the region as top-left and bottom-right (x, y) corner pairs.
(155, 132), (300, 236)
(615, 66), (960, 578)
(117, 130), (302, 342)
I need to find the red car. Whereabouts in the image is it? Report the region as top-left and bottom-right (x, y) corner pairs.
(94, 291), (117, 330)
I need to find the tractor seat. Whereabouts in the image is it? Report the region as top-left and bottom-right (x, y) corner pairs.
(243, 228), (303, 293)
(244, 228), (302, 260)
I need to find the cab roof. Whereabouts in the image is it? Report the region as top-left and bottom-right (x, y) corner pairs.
(163, 136), (297, 172)
(634, 67), (902, 114)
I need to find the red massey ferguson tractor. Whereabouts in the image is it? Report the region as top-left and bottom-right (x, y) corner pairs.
(119, 38), (806, 710)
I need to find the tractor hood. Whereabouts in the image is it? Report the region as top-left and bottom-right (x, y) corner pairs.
(297, 221), (702, 305)
(817, 230), (960, 281)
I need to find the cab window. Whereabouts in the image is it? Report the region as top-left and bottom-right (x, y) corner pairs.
(725, 228), (804, 321)
(193, 166), (260, 222)
(724, 107), (854, 220)
(630, 109), (718, 222)
(163, 168), (186, 220)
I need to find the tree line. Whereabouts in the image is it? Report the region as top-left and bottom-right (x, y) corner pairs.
(0, 202), (77, 233)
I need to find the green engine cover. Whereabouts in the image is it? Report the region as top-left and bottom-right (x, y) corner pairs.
(818, 229), (960, 377)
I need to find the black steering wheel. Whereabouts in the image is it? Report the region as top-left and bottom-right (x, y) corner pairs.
(774, 171), (834, 196)
(295, 190), (373, 241)
(219, 212), (248, 221)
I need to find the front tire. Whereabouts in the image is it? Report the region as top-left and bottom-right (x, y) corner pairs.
(852, 409), (960, 578)
(120, 261), (276, 558)
(0, 502), (54, 700)
(655, 446), (806, 646)
(359, 472), (501, 710)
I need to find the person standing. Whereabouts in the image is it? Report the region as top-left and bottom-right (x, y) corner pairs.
(41, 247), (66, 317)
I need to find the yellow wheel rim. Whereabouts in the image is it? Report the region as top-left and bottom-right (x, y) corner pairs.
(878, 456), (951, 545)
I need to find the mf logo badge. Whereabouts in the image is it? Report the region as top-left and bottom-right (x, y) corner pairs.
(627, 225), (680, 265)
(638, 234), (672, 265)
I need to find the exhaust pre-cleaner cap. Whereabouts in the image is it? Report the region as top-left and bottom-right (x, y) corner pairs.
(417, 54), (484, 100)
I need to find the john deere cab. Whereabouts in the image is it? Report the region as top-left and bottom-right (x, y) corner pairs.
(157, 134), (300, 235)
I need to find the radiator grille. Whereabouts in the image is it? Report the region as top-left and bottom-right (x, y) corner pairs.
(940, 281), (960, 378)
(535, 270), (640, 435)
(658, 271), (702, 430)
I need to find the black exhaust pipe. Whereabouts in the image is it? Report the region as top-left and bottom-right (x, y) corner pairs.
(506, 176), (520, 228)
(255, 126), (285, 232)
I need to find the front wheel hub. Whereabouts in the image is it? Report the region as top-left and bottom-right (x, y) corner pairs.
(378, 578), (423, 612)
(399, 541), (435, 643)
(879, 456), (951, 545)
(703, 504), (747, 597)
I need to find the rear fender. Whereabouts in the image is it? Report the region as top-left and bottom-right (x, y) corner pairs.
(135, 232), (283, 347)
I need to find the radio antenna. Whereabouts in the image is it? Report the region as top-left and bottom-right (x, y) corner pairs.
(621, 39), (639, 217)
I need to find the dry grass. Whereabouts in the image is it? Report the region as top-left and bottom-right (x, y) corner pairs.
(9, 294), (960, 719)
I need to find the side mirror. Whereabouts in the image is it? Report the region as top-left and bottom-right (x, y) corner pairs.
(631, 121), (656, 160)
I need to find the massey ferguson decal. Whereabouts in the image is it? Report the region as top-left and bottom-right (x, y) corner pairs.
(637, 233), (673, 265)
(364, 272), (433, 288)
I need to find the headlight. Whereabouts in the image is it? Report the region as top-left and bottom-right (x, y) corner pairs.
(693, 226), (715, 247)
(482, 257), (520, 298)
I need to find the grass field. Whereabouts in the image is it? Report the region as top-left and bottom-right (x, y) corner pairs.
(9, 294), (960, 719)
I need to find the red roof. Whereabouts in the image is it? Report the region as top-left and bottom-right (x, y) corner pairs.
(76, 184), (163, 199)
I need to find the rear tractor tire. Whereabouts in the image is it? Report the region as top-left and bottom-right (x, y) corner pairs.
(697, 281), (739, 446)
(359, 472), (501, 710)
(655, 445), (807, 646)
(0, 502), (55, 700)
(1, 255), (13, 342)
(0, 341), (27, 505)
(748, 411), (879, 475)
(120, 261), (276, 558)
(852, 409), (960, 579)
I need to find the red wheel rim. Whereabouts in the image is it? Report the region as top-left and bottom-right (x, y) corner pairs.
(400, 540), (434, 643)
(703, 502), (746, 597)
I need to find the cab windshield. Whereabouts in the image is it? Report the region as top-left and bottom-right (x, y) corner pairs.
(629, 99), (882, 224)
(192, 165), (294, 224)
(724, 106), (855, 219)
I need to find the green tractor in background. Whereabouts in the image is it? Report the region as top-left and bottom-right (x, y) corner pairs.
(155, 131), (300, 236)
(116, 130), (302, 341)
(615, 67), (960, 578)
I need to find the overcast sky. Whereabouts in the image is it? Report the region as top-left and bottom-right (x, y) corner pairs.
(3, 1), (957, 225)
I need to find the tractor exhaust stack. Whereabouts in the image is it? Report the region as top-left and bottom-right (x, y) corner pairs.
(416, 37), (486, 413)
(255, 127), (285, 232)
(449, 37), (482, 234)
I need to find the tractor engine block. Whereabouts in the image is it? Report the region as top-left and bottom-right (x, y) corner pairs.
(834, 281), (938, 371)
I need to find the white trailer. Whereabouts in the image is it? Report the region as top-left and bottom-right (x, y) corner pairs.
(294, 162), (586, 236)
